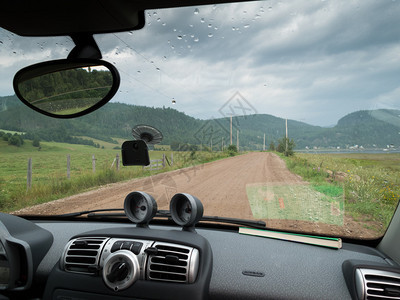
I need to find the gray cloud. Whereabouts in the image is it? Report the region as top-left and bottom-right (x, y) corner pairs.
(1, 0), (400, 126)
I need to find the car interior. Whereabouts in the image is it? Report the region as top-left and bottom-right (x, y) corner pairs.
(1, 0), (400, 299)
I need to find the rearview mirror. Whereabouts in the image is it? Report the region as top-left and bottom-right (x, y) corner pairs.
(13, 59), (120, 118)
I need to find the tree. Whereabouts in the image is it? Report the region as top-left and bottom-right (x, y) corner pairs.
(32, 138), (41, 147)
(227, 144), (238, 156)
(8, 134), (23, 147)
(269, 141), (275, 151)
(276, 137), (295, 156)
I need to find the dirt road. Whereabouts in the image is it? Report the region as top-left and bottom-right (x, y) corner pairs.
(16, 152), (378, 238)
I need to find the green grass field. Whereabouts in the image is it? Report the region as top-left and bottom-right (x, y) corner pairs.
(0, 139), (233, 212)
(280, 152), (400, 233)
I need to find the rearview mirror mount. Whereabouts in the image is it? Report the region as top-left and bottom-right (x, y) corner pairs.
(121, 140), (150, 166)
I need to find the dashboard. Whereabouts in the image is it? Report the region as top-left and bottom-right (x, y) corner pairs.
(1, 192), (400, 299)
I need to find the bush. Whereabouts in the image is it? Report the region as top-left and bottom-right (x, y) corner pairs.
(276, 137), (295, 156)
(8, 134), (23, 147)
(269, 141), (275, 151)
(32, 138), (41, 147)
(190, 150), (196, 160)
(227, 144), (238, 156)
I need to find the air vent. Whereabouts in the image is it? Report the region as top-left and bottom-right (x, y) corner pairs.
(147, 242), (199, 283)
(355, 268), (400, 300)
(62, 237), (108, 274)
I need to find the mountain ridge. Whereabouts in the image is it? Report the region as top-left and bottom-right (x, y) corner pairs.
(0, 95), (399, 150)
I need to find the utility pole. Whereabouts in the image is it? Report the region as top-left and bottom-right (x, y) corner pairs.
(230, 115), (233, 145)
(237, 130), (239, 151)
(221, 137), (223, 151)
(263, 133), (266, 151)
(285, 118), (288, 153)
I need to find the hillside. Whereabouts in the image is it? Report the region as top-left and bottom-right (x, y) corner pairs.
(1, 95), (399, 150)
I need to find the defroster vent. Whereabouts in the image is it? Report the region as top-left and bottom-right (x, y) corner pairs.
(62, 237), (108, 274)
(147, 242), (199, 283)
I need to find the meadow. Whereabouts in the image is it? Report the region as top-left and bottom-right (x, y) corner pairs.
(0, 139), (231, 212)
(282, 152), (400, 233)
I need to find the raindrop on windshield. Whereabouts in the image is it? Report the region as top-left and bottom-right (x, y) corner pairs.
(214, 26), (218, 30)
(153, 12), (158, 16)
(208, 33), (213, 38)
(189, 24), (194, 28)
(177, 36), (183, 40)
(162, 23), (166, 26)
(0, 41), (3, 44)
(194, 38), (199, 42)
(208, 24), (212, 28)
(255, 14), (261, 19)
(212, 5), (217, 10)
(194, 8), (199, 15)
(157, 18), (161, 22)
(190, 34), (195, 38)
(244, 24), (250, 29)
(200, 18), (205, 23)
(173, 28), (177, 32)
(129, 31), (133, 35)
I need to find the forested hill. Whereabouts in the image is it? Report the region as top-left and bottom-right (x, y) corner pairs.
(0, 95), (399, 150)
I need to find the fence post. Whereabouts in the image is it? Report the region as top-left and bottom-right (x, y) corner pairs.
(162, 154), (166, 168)
(171, 153), (173, 166)
(27, 158), (32, 190)
(92, 155), (96, 173)
(67, 155), (70, 179)
(116, 154), (120, 171)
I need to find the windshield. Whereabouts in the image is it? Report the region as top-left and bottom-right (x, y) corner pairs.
(1, 0), (399, 240)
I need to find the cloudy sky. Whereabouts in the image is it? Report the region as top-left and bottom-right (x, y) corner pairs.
(1, 0), (400, 126)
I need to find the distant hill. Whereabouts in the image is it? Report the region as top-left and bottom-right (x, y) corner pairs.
(0, 95), (399, 150)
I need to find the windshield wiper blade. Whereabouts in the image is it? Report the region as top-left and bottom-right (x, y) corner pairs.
(155, 211), (266, 229)
(55, 208), (124, 218)
(201, 215), (266, 228)
(55, 209), (266, 228)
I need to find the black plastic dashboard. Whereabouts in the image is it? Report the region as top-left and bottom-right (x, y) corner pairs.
(1, 215), (400, 299)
